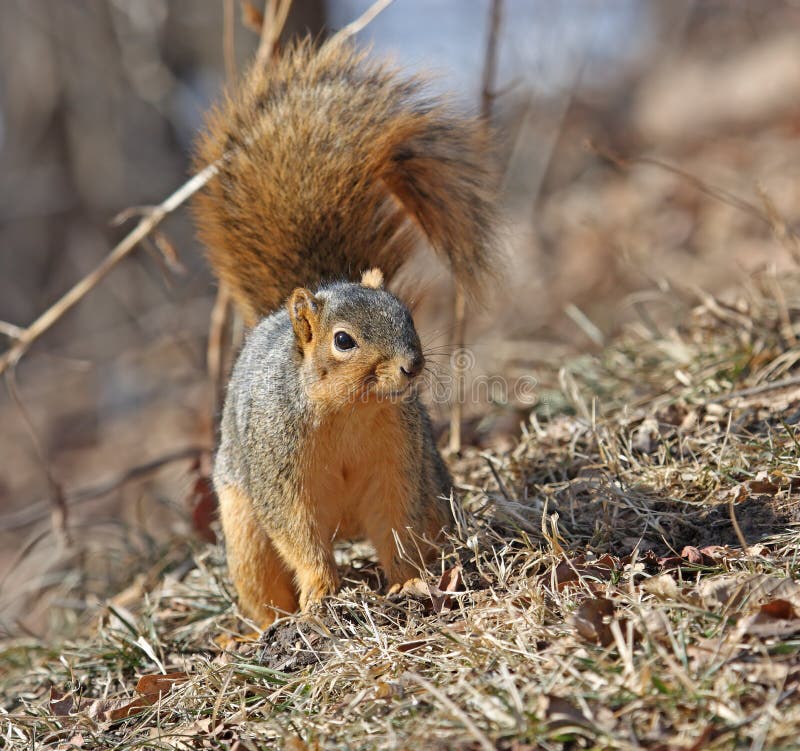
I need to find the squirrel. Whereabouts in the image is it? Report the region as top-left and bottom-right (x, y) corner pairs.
(193, 37), (498, 627)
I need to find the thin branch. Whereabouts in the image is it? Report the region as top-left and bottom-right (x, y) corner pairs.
(0, 446), (207, 533)
(0, 527), (53, 595)
(480, 0), (503, 120)
(0, 321), (24, 339)
(448, 287), (467, 455)
(208, 283), (233, 433)
(255, 0), (292, 68)
(224, 0), (237, 82)
(449, 0), (502, 455)
(590, 141), (796, 237)
(756, 181), (800, 264)
(0, 160), (221, 376)
(332, 0), (395, 42)
(728, 495), (749, 552)
(5, 368), (69, 545)
(209, 0), (243, 444)
(705, 374), (800, 404)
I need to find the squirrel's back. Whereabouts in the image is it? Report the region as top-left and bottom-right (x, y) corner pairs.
(193, 37), (498, 323)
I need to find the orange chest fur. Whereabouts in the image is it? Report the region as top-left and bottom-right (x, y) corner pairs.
(300, 402), (412, 540)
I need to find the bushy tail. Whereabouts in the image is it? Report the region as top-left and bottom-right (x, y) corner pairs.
(193, 37), (499, 324)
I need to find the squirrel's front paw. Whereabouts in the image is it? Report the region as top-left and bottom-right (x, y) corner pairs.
(298, 571), (340, 611)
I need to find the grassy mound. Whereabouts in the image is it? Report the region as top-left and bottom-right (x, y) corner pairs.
(3, 271), (800, 750)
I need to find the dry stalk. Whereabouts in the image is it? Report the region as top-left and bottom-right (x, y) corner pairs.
(591, 140), (800, 254)
(223, 0), (237, 82)
(255, 0), (292, 67)
(449, 0), (502, 454)
(4, 368), (68, 545)
(332, 0), (395, 42)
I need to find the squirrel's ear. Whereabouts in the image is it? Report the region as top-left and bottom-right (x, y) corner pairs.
(360, 268), (384, 290)
(288, 287), (319, 346)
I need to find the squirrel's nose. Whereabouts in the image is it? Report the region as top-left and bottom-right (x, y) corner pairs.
(400, 353), (425, 379)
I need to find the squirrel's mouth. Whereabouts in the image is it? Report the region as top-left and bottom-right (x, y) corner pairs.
(362, 377), (414, 402)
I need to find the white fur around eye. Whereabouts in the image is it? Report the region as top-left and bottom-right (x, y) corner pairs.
(331, 329), (358, 358)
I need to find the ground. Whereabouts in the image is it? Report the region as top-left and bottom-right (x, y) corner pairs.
(3, 268), (800, 751)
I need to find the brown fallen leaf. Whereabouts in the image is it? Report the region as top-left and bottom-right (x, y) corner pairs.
(106, 696), (154, 722)
(188, 474), (217, 544)
(105, 671), (189, 722)
(389, 577), (429, 599)
(760, 599), (798, 619)
(659, 545), (727, 570)
(699, 573), (800, 612)
(737, 598), (800, 639)
(396, 638), (435, 653)
(135, 672), (189, 696)
(657, 555), (684, 570)
(49, 687), (75, 717)
(571, 597), (615, 647)
(748, 470), (781, 495)
(374, 680), (403, 700)
(56, 734), (85, 750)
(430, 565), (464, 613)
(697, 545), (730, 562)
(716, 483), (748, 505)
(680, 546), (704, 565)
(537, 694), (592, 730)
(547, 554), (619, 590)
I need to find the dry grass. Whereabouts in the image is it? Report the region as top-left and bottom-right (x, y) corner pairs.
(3, 268), (800, 750)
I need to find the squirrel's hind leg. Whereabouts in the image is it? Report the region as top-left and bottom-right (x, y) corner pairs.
(217, 484), (299, 627)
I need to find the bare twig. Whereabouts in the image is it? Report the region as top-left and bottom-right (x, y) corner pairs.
(480, 0), (503, 119)
(448, 287), (467, 454)
(0, 527), (53, 595)
(449, 0), (502, 455)
(728, 495), (749, 553)
(705, 374), (800, 404)
(0, 446), (207, 533)
(208, 284), (233, 430)
(0, 161), (221, 377)
(208, 0), (243, 440)
(756, 182), (800, 265)
(224, 0), (237, 82)
(591, 141), (800, 256)
(207, 0), (295, 443)
(332, 0), (395, 41)
(255, 0), (292, 67)
(767, 261), (798, 347)
(0, 321), (24, 339)
(4, 369), (69, 545)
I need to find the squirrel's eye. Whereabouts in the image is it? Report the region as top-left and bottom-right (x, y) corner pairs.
(333, 331), (357, 351)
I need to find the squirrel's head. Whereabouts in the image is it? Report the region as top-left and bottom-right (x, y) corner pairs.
(287, 268), (424, 408)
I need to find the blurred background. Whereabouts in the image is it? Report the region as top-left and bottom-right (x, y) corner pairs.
(2, 0), (800, 636)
